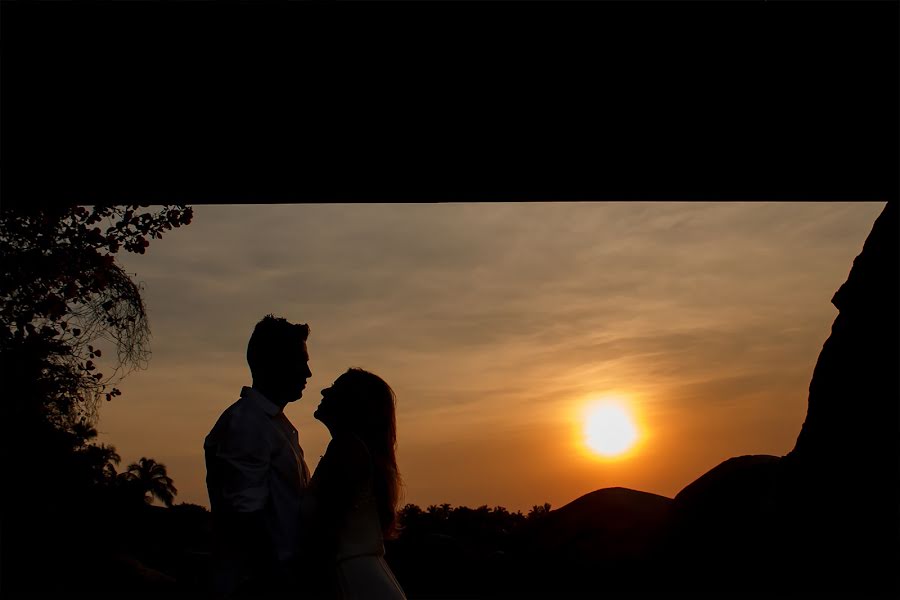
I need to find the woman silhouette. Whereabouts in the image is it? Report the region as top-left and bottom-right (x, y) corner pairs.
(302, 368), (407, 599)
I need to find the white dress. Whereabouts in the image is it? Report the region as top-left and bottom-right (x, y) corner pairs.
(332, 486), (406, 600)
(304, 437), (406, 600)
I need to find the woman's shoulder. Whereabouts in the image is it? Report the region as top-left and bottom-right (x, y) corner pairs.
(325, 434), (372, 477)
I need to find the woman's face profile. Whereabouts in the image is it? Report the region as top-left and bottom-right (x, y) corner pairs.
(315, 373), (353, 427)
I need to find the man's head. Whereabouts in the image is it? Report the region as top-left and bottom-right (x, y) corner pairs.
(247, 314), (311, 407)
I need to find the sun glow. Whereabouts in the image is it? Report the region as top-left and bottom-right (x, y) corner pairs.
(582, 399), (639, 458)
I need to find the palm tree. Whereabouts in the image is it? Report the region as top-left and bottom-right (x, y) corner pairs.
(118, 456), (178, 507)
(68, 422), (122, 485)
(82, 442), (121, 485)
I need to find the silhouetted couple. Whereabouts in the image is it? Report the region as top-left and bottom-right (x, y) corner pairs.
(204, 315), (406, 599)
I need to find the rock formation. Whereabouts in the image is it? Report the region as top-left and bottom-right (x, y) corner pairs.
(510, 487), (674, 595)
(523, 487), (672, 561)
(665, 200), (899, 594)
(779, 199), (899, 592)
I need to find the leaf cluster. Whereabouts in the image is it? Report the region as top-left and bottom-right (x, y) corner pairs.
(1, 204), (192, 425)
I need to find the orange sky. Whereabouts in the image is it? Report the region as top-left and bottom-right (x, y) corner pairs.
(96, 202), (885, 513)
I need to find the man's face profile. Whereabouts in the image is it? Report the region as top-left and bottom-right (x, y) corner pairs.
(265, 340), (311, 404)
(286, 341), (311, 402)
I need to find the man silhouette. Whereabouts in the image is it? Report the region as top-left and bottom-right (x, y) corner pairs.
(204, 315), (312, 599)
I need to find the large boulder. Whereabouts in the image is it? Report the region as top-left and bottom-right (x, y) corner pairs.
(664, 201), (899, 594)
(778, 200), (899, 592)
(664, 455), (786, 591)
(672, 454), (781, 535)
(788, 200), (898, 467)
(509, 487), (673, 595)
(523, 487), (673, 562)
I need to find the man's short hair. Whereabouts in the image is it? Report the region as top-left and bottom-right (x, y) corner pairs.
(246, 314), (310, 379)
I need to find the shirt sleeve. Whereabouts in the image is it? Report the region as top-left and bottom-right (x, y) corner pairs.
(211, 409), (273, 512)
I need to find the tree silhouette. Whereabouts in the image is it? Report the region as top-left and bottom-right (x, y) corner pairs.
(395, 502), (531, 547)
(71, 422), (122, 486)
(527, 502), (552, 521)
(389, 502), (536, 596)
(119, 457), (178, 508)
(1, 204), (192, 469)
(0, 204), (192, 594)
(1, 205), (193, 428)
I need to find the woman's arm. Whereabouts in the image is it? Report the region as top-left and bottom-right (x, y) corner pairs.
(305, 435), (372, 556)
(314, 434), (372, 518)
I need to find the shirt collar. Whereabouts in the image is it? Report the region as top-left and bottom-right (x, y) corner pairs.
(241, 386), (283, 417)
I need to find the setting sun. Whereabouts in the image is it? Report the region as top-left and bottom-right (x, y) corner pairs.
(583, 400), (639, 457)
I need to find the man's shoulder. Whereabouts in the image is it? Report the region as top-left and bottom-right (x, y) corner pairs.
(208, 395), (267, 436)
(225, 394), (255, 414)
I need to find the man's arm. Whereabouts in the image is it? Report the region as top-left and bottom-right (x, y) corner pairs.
(210, 412), (278, 575)
(215, 410), (272, 512)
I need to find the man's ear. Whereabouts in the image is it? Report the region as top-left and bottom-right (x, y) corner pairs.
(251, 366), (270, 387)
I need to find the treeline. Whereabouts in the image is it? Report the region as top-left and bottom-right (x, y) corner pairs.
(386, 502), (553, 598)
(395, 501), (551, 550)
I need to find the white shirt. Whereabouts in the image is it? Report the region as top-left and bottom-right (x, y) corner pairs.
(204, 386), (311, 563)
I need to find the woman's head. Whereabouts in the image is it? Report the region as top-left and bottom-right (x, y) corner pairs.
(315, 369), (394, 444)
(315, 368), (402, 538)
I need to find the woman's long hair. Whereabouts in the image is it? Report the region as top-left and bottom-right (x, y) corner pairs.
(341, 367), (403, 539)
